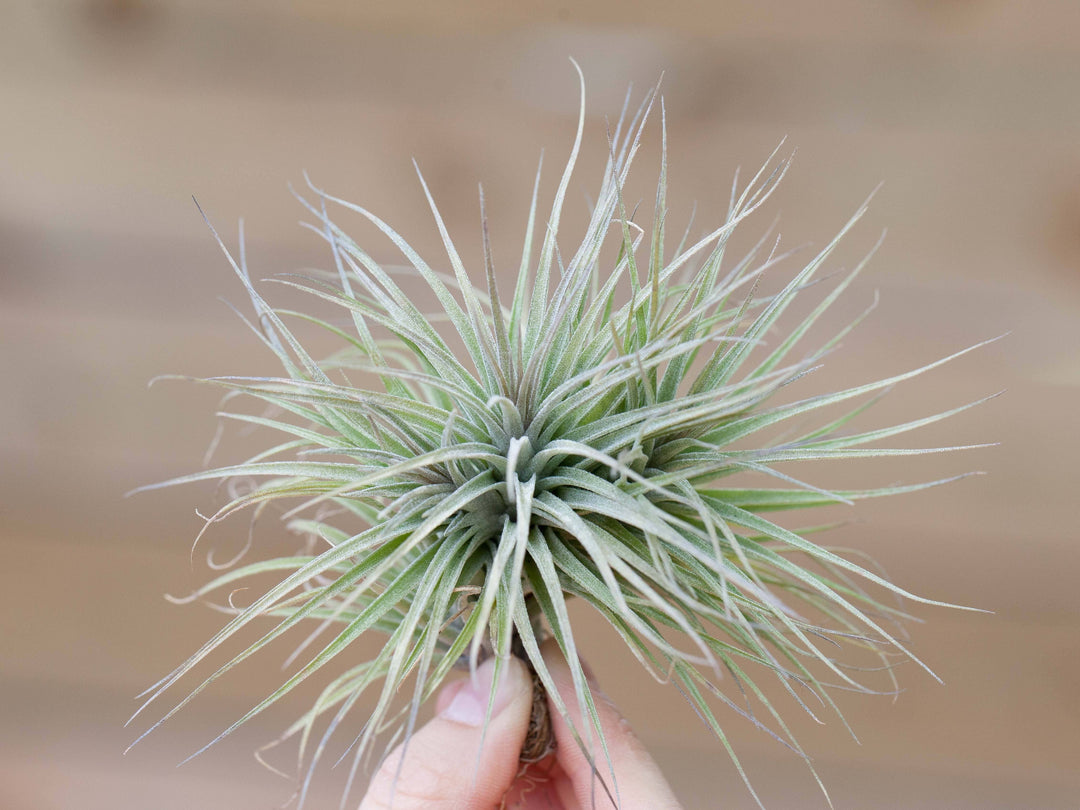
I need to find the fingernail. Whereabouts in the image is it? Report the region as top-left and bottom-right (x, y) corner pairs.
(440, 657), (519, 727)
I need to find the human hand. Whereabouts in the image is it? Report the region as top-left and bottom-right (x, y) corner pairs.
(360, 639), (684, 810)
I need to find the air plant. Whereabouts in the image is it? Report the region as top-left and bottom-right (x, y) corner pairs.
(130, 69), (992, 808)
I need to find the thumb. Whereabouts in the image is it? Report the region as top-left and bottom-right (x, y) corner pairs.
(360, 656), (532, 810)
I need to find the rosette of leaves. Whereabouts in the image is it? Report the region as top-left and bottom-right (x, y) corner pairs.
(130, 73), (992, 808)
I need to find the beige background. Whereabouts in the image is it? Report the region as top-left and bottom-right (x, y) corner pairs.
(2, 1), (1078, 808)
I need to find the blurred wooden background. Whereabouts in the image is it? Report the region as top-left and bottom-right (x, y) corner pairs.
(2, 1), (1078, 807)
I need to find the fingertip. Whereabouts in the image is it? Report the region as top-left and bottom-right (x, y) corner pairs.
(538, 640), (682, 810)
(435, 655), (532, 718)
(439, 654), (531, 727)
(360, 656), (533, 810)
(434, 678), (465, 716)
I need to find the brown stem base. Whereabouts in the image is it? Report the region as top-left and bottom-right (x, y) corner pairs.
(520, 664), (556, 763)
(512, 634), (556, 764)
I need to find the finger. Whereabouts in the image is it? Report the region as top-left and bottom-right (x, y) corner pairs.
(540, 639), (683, 810)
(360, 656), (532, 810)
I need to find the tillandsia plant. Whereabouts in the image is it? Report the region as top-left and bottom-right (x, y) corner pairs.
(130, 69), (994, 808)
